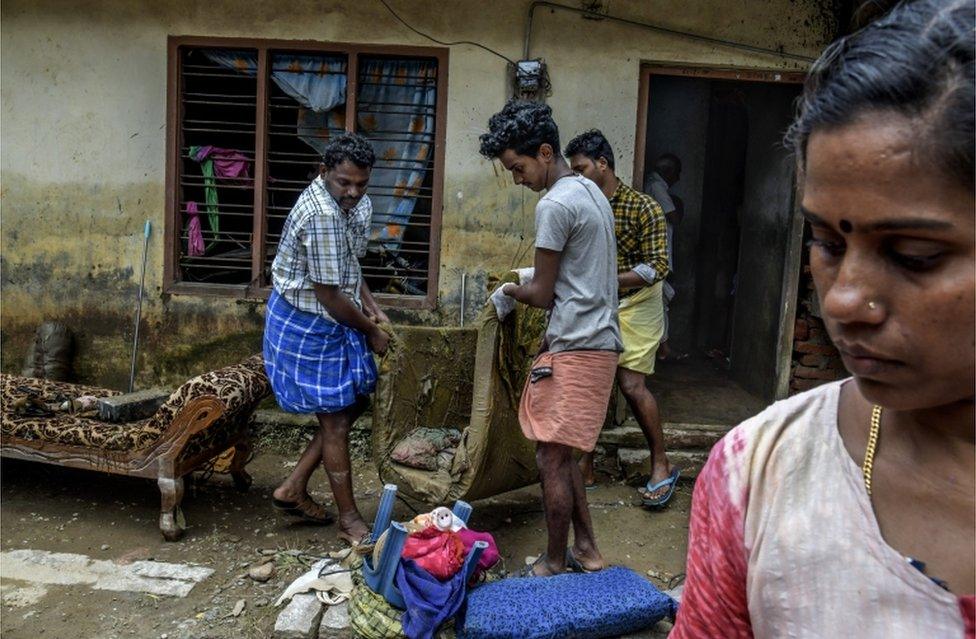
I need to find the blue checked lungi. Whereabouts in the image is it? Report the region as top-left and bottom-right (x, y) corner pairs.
(263, 290), (377, 414)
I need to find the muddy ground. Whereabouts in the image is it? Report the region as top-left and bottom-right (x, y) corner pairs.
(0, 446), (690, 639)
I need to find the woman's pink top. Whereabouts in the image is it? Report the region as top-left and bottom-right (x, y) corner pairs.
(672, 380), (975, 638)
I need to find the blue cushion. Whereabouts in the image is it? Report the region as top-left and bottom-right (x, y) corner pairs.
(458, 566), (676, 639)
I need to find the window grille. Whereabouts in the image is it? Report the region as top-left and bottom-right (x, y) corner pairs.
(165, 38), (447, 308)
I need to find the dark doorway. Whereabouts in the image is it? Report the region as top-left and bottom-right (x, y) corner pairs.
(636, 70), (803, 420)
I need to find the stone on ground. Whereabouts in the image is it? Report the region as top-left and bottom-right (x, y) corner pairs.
(274, 592), (324, 639)
(248, 561), (275, 582)
(0, 549), (212, 598)
(317, 602), (350, 638)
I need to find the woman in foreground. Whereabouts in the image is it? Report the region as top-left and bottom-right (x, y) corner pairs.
(671, 0), (975, 636)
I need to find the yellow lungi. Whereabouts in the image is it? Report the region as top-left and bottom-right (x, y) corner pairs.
(617, 281), (665, 375)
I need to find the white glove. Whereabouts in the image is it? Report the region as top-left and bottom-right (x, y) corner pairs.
(515, 267), (535, 285)
(490, 284), (516, 320)
(490, 267), (534, 321)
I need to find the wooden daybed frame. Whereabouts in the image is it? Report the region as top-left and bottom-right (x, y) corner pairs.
(0, 396), (253, 541)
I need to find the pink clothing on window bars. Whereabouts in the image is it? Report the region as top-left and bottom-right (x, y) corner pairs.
(185, 201), (205, 257)
(191, 145), (251, 180)
(671, 380), (975, 639)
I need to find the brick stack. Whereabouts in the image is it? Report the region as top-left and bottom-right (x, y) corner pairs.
(790, 263), (846, 393)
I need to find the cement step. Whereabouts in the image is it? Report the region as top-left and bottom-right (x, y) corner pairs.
(598, 420), (730, 450)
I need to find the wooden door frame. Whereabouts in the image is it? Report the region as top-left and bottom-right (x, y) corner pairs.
(632, 64), (806, 400)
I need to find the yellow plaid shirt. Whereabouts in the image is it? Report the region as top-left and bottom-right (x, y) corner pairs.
(609, 182), (669, 283)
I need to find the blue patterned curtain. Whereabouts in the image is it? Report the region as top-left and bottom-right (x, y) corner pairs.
(202, 51), (436, 251)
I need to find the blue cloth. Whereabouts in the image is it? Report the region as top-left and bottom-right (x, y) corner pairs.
(395, 559), (466, 639)
(263, 290), (377, 414)
(458, 567), (676, 639)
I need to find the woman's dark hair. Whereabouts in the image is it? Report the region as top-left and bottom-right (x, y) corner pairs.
(786, 0), (974, 191)
(479, 99), (561, 159)
(564, 129), (616, 170)
(321, 132), (376, 170)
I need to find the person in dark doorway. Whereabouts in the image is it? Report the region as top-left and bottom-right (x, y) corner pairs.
(645, 153), (687, 362)
(673, 0), (974, 635)
(263, 132), (391, 547)
(482, 100), (622, 576)
(565, 129), (679, 507)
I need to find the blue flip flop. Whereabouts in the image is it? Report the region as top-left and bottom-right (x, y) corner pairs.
(641, 467), (681, 508)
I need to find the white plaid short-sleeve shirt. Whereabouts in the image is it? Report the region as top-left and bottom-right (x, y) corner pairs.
(271, 176), (371, 320)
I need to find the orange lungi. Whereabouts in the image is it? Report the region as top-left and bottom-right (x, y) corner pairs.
(518, 350), (618, 452)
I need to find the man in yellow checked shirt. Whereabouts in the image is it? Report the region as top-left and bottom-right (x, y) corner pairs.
(566, 129), (679, 508)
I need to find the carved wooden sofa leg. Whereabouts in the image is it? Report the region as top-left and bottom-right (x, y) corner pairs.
(158, 475), (186, 542)
(155, 395), (225, 541)
(229, 440), (253, 493)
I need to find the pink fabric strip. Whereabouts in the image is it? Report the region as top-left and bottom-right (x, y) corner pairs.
(185, 201), (205, 257)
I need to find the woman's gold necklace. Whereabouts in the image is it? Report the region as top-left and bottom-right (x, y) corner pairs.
(862, 405), (883, 496)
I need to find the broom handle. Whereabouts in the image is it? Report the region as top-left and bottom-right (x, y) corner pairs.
(128, 221), (151, 393)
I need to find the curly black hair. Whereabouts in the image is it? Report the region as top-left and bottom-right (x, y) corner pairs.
(479, 99), (560, 159)
(564, 129), (615, 170)
(321, 132), (376, 170)
(785, 0), (973, 191)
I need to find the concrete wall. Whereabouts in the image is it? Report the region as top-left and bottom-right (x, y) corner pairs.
(0, 0), (835, 387)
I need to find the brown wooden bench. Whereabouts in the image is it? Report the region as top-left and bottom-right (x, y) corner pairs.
(1, 355), (269, 541)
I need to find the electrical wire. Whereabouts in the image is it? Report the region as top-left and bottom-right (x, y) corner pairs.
(377, 0), (518, 66)
(524, 1), (817, 64)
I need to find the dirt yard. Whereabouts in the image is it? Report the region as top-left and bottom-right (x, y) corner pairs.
(0, 448), (690, 638)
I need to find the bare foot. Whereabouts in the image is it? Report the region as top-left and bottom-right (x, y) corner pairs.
(337, 512), (370, 546)
(273, 483), (305, 503)
(569, 544), (606, 572)
(578, 454), (597, 488)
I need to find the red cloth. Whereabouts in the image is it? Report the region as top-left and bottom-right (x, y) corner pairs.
(192, 145), (251, 180)
(962, 597), (976, 639)
(402, 526), (465, 582)
(457, 528), (500, 579)
(185, 202), (205, 256)
(670, 436), (752, 639)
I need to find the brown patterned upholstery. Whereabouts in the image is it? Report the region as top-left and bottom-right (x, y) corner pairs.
(154, 355), (270, 462)
(1, 355), (270, 453)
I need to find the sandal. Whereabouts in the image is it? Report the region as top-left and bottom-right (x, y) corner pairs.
(518, 553), (552, 578)
(640, 468), (681, 508)
(272, 495), (335, 525)
(564, 548), (603, 573)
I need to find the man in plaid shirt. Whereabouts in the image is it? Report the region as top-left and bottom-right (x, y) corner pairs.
(264, 132), (390, 545)
(566, 129), (680, 508)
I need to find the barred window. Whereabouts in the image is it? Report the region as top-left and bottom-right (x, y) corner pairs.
(165, 37), (447, 308)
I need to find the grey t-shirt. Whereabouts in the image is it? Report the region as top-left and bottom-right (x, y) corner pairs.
(535, 175), (622, 353)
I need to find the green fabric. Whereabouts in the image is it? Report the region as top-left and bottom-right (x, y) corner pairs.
(373, 274), (545, 503)
(188, 145), (220, 247)
(349, 572), (456, 639)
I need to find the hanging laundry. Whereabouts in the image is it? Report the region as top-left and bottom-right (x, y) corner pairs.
(401, 526), (465, 582)
(187, 145), (252, 245)
(192, 145), (251, 180)
(395, 558), (466, 639)
(185, 202), (205, 257)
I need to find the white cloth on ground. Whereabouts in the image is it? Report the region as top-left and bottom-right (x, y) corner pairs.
(274, 554), (355, 607)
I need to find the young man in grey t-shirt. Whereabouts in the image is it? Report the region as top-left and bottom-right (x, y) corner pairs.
(480, 100), (622, 577)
